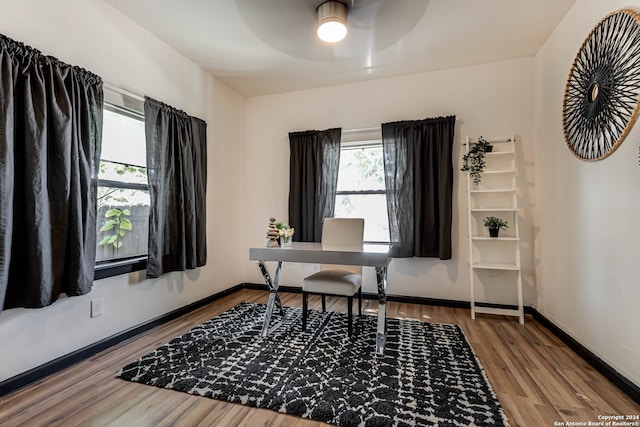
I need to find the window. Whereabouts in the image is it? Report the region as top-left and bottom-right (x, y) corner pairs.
(95, 96), (149, 265)
(334, 139), (389, 243)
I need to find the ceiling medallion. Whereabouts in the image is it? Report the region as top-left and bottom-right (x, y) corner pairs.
(562, 9), (640, 161)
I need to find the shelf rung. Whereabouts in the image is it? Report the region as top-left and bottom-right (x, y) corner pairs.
(473, 306), (522, 317)
(470, 208), (518, 212)
(482, 169), (516, 175)
(470, 188), (515, 193)
(473, 262), (519, 270)
(462, 137), (515, 145)
(485, 151), (515, 155)
(472, 236), (520, 241)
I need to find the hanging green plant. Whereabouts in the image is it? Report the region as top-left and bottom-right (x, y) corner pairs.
(461, 137), (493, 185)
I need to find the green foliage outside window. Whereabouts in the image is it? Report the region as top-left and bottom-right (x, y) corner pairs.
(342, 148), (384, 186)
(98, 208), (133, 249)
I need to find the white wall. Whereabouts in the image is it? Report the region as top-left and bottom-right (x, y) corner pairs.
(0, 0), (245, 381)
(242, 59), (537, 307)
(534, 0), (640, 387)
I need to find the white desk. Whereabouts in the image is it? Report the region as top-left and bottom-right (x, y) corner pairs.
(249, 242), (392, 356)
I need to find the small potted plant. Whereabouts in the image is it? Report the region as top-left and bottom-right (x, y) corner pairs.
(483, 216), (508, 237)
(461, 136), (493, 185)
(275, 221), (295, 247)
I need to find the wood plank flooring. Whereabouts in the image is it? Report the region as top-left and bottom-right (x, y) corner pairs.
(0, 289), (638, 426)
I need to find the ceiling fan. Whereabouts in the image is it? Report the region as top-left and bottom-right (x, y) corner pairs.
(234, 0), (430, 61)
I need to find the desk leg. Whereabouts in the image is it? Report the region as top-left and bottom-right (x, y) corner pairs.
(258, 260), (285, 336)
(375, 266), (387, 357)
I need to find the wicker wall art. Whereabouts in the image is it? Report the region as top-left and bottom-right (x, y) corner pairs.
(563, 9), (640, 161)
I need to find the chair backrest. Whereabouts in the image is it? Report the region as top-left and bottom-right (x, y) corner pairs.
(320, 218), (364, 274)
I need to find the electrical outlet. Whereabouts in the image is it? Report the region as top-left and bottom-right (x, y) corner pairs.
(91, 298), (104, 318)
(488, 269), (498, 277)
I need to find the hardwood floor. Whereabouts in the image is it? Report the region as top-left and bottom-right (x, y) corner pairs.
(0, 289), (638, 426)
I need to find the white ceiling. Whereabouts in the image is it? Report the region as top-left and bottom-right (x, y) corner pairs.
(105, 0), (577, 97)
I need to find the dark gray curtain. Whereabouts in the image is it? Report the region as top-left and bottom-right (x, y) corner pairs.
(382, 116), (455, 259)
(288, 128), (341, 242)
(144, 97), (207, 278)
(0, 34), (103, 312)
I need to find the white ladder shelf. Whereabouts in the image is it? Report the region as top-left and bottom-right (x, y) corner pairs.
(465, 135), (524, 324)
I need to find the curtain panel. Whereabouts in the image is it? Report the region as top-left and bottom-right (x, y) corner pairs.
(0, 34), (103, 312)
(144, 97), (207, 278)
(382, 116), (455, 259)
(288, 128), (341, 242)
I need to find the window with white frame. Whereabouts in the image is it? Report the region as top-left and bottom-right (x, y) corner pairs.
(334, 136), (389, 243)
(95, 93), (149, 264)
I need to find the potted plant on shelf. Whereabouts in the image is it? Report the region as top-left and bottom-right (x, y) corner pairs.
(461, 136), (493, 185)
(483, 216), (508, 237)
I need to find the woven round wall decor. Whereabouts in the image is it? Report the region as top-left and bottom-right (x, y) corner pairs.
(562, 9), (640, 161)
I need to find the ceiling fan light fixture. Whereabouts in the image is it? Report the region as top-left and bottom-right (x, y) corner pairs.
(316, 1), (348, 43)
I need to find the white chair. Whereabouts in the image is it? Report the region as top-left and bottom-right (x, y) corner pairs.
(302, 218), (364, 336)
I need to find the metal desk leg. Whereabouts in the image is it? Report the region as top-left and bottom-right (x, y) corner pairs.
(375, 266), (387, 357)
(257, 260), (285, 336)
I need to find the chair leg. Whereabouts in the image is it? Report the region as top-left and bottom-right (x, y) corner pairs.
(358, 287), (362, 315)
(321, 295), (326, 312)
(302, 292), (308, 332)
(347, 296), (353, 336)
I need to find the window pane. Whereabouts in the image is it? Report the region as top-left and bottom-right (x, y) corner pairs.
(335, 194), (389, 242)
(101, 108), (146, 167)
(336, 143), (389, 242)
(97, 104), (149, 264)
(96, 187), (150, 262)
(337, 146), (385, 191)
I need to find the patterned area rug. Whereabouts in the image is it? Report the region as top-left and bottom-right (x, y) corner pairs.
(117, 302), (509, 427)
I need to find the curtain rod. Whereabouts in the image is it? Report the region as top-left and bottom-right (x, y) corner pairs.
(103, 82), (145, 102)
(342, 127), (380, 134)
(344, 116), (458, 134)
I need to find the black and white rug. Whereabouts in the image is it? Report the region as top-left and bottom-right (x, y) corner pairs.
(117, 302), (509, 427)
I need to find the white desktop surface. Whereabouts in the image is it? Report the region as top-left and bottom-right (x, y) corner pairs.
(249, 242), (391, 267)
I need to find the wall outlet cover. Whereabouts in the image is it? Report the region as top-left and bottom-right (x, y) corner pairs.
(91, 299), (104, 318)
